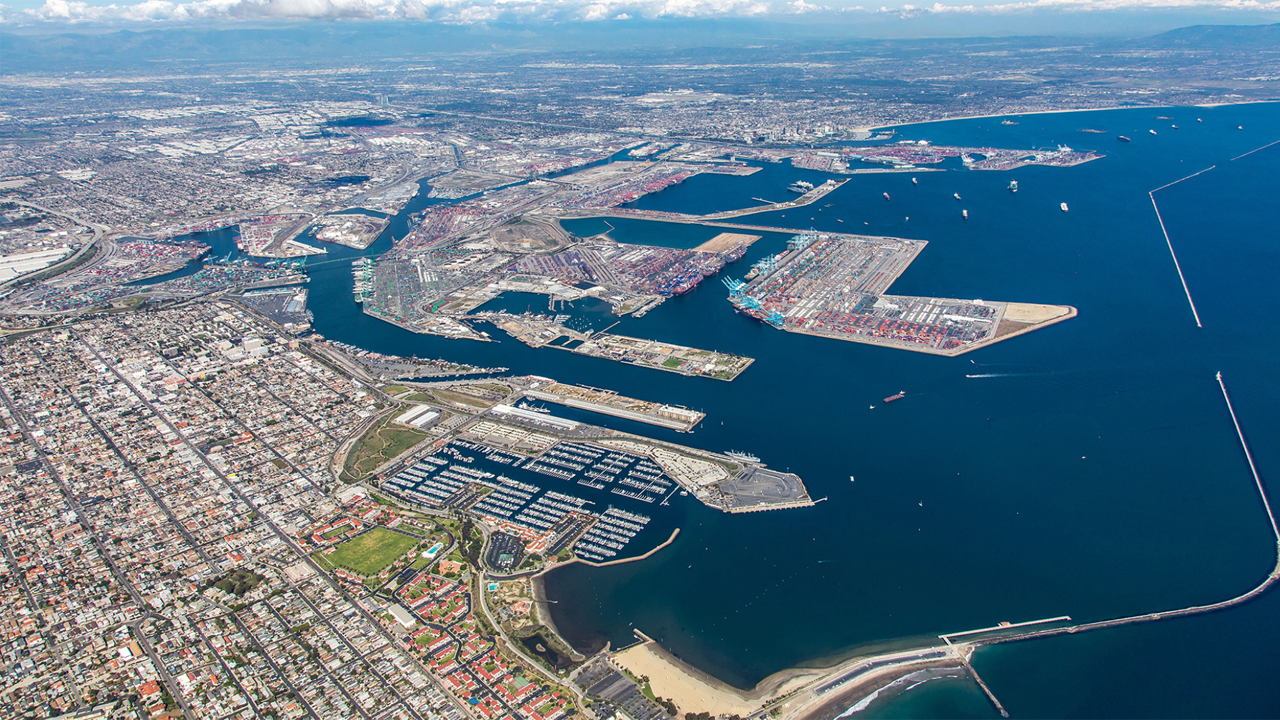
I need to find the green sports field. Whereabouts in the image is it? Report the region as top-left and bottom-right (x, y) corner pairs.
(326, 527), (418, 576)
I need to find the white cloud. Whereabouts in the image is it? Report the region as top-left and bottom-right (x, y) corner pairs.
(787, 0), (828, 12)
(3, 0), (1278, 23)
(878, 0), (1280, 14)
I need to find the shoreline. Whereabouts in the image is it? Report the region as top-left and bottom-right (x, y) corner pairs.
(609, 631), (966, 720)
(783, 303), (1077, 357)
(854, 99), (1279, 136)
(530, 528), (682, 656)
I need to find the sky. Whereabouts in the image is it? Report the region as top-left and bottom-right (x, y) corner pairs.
(1, 0), (1278, 27)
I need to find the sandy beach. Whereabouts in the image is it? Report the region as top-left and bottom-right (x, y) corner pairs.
(611, 632), (975, 720)
(613, 633), (830, 717)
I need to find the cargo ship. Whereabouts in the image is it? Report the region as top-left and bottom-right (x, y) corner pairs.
(789, 180), (814, 193)
(725, 450), (761, 463)
(883, 391), (906, 403)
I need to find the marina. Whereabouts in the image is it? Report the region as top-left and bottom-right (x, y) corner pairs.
(380, 438), (668, 561)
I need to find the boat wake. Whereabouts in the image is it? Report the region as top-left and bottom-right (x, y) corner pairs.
(965, 372), (1035, 378)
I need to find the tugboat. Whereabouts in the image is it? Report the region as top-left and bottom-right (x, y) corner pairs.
(911, 177), (918, 185)
(1060, 202), (1069, 213)
(1008, 180), (1018, 193)
(883, 192), (891, 201)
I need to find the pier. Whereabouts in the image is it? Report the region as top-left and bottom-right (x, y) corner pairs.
(524, 381), (705, 432)
(780, 372), (1277, 720)
(946, 372), (1279, 685)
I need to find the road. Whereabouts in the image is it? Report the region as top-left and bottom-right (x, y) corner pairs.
(0, 381), (198, 720)
(0, 198), (109, 289)
(72, 327), (469, 720)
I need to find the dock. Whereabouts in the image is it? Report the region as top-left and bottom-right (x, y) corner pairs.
(524, 381), (705, 432)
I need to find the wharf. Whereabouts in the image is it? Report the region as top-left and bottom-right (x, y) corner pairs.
(573, 331), (754, 381)
(549, 179), (847, 226)
(729, 230), (1076, 356)
(523, 381), (705, 432)
(487, 314), (754, 381)
(701, 180), (847, 220)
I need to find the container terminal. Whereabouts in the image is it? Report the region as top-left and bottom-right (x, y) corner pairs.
(726, 230), (1075, 356)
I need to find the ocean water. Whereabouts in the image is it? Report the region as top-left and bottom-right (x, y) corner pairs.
(200, 103), (1280, 716)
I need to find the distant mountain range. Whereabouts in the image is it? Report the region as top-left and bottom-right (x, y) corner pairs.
(1144, 22), (1280, 47)
(1, 20), (1278, 72)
